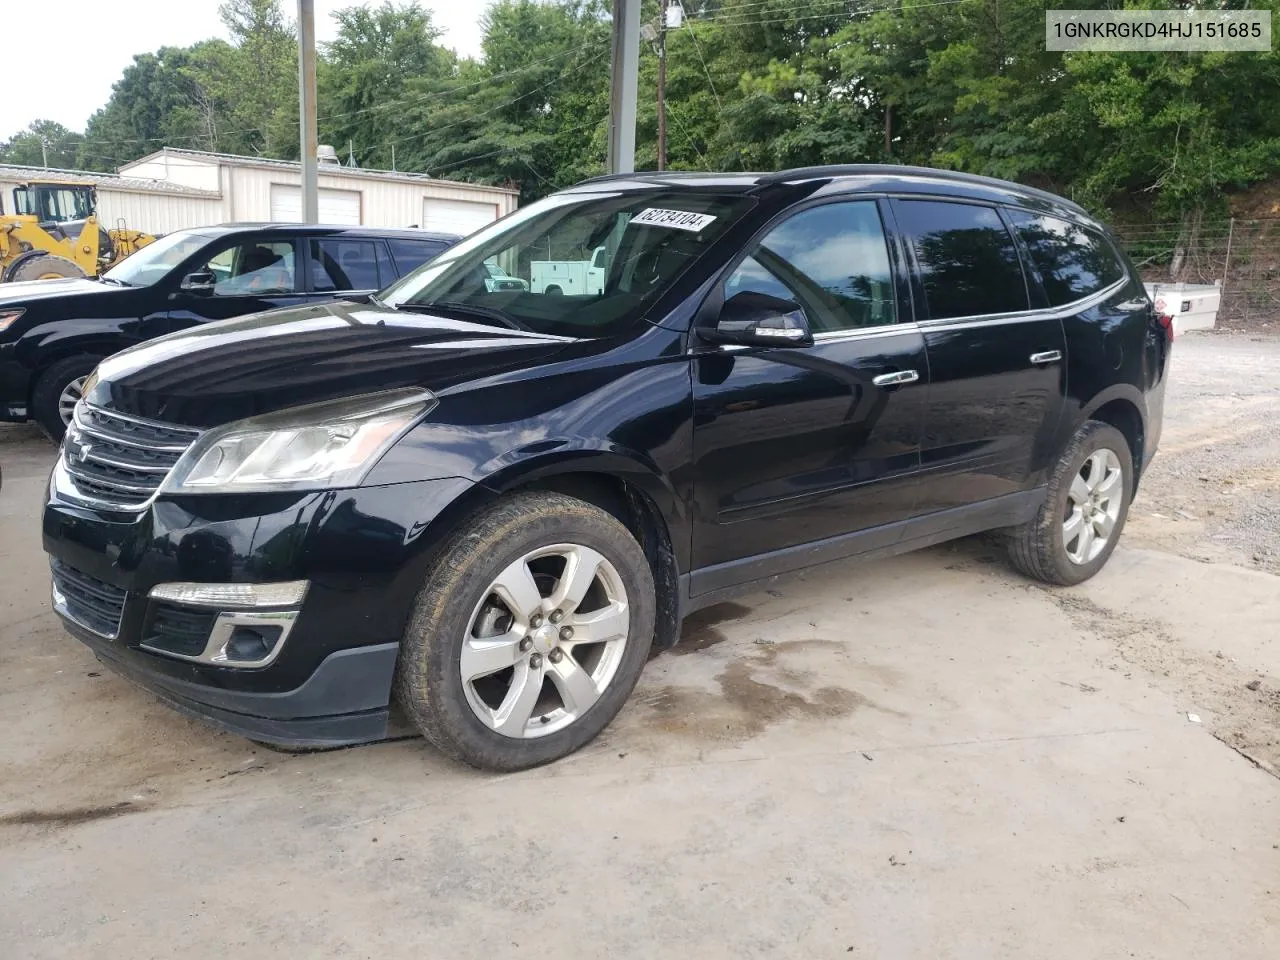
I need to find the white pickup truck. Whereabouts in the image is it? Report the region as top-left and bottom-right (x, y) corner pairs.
(530, 246), (609, 295)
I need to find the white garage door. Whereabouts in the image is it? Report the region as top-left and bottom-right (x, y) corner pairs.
(269, 184), (362, 224)
(423, 197), (498, 236)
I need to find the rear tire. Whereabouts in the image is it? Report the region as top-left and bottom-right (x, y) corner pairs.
(7, 254), (87, 283)
(395, 491), (655, 771)
(544, 285), (563, 296)
(32, 354), (102, 442)
(1006, 421), (1132, 586)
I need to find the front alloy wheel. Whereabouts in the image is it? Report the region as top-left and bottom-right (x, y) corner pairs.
(58, 376), (87, 427)
(462, 544), (630, 738)
(396, 492), (656, 771)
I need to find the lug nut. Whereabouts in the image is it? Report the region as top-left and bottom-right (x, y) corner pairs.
(559, 626), (574, 642)
(548, 648), (564, 663)
(519, 638), (533, 652)
(530, 613), (543, 629)
(549, 610), (563, 624)
(529, 653), (543, 668)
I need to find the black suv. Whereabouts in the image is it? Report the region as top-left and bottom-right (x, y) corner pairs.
(0, 223), (459, 438)
(40, 166), (1171, 770)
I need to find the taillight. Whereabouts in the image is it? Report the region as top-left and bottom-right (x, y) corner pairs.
(1156, 312), (1175, 342)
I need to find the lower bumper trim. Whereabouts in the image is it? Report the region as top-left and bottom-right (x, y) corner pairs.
(63, 620), (400, 748)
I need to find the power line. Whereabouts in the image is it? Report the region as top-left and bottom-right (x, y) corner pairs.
(677, 4), (723, 112)
(704, 0), (980, 28)
(666, 103), (711, 170)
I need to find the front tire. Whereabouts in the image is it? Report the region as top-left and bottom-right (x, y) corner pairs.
(1006, 421), (1132, 586)
(31, 354), (102, 441)
(7, 254), (87, 282)
(396, 491), (656, 771)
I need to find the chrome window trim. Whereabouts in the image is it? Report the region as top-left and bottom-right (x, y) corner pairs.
(918, 277), (1128, 330)
(813, 322), (921, 343)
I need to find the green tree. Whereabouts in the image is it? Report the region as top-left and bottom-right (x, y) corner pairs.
(319, 1), (457, 168)
(218, 0), (298, 157)
(0, 120), (85, 168)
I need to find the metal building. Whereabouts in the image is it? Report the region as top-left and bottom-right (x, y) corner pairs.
(0, 149), (518, 238)
(119, 149), (518, 234)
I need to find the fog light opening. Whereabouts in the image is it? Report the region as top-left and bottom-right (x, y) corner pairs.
(222, 624), (284, 664)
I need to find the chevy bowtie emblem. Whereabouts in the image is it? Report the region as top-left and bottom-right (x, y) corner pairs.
(77, 442), (92, 464)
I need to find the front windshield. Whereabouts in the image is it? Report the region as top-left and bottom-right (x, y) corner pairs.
(379, 190), (754, 338)
(102, 231), (218, 287)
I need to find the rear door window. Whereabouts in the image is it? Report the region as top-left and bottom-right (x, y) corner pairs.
(893, 200), (1028, 320)
(388, 238), (449, 276)
(1007, 211), (1126, 307)
(310, 238), (384, 292)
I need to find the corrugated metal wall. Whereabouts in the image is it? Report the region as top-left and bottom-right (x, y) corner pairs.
(1, 162), (518, 237)
(227, 166), (517, 229)
(0, 175), (222, 236)
(97, 191), (224, 235)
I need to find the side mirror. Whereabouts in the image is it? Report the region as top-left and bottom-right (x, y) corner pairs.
(180, 270), (216, 294)
(705, 291), (813, 348)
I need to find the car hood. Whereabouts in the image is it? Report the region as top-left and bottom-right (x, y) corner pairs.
(0, 277), (123, 305)
(87, 300), (579, 428)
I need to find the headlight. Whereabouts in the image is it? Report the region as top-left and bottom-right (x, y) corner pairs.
(163, 388), (435, 494)
(0, 308), (25, 333)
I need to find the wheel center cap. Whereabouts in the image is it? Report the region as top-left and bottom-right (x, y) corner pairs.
(530, 623), (558, 655)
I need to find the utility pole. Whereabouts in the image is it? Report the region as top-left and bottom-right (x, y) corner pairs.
(657, 5), (667, 171)
(297, 0), (319, 222)
(607, 0), (641, 175)
(40, 138), (48, 169)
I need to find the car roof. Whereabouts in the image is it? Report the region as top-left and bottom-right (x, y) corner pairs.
(567, 164), (1093, 226)
(175, 223), (462, 242)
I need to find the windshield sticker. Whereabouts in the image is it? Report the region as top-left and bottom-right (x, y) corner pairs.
(631, 208), (718, 232)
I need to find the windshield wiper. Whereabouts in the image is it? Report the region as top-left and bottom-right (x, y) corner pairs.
(98, 276), (132, 287)
(398, 300), (527, 331)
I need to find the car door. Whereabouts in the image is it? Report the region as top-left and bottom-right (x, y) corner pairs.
(891, 198), (1067, 515)
(304, 236), (391, 302)
(689, 198), (928, 593)
(165, 236), (309, 332)
(386, 237), (454, 278)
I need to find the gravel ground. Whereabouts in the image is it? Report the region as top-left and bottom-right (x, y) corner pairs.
(1, 330), (1278, 959)
(1125, 331), (1280, 573)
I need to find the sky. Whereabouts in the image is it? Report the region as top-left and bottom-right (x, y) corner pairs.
(0, 0), (487, 139)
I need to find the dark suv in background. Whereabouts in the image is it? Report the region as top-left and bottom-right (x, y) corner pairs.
(40, 166), (1172, 771)
(0, 224), (458, 438)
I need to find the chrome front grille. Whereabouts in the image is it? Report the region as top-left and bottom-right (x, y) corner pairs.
(61, 404), (200, 511)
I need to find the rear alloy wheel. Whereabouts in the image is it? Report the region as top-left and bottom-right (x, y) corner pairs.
(396, 491), (655, 770)
(1006, 420), (1133, 586)
(1062, 448), (1124, 565)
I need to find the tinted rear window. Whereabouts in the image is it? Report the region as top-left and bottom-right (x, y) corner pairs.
(388, 238), (449, 275)
(1007, 211), (1126, 307)
(894, 200), (1028, 320)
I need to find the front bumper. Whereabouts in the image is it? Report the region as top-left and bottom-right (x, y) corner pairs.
(42, 475), (478, 747)
(0, 355), (32, 422)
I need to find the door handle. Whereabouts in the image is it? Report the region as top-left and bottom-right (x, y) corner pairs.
(872, 369), (920, 387)
(1030, 350), (1063, 365)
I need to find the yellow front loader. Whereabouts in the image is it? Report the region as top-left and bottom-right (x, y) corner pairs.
(0, 180), (155, 283)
